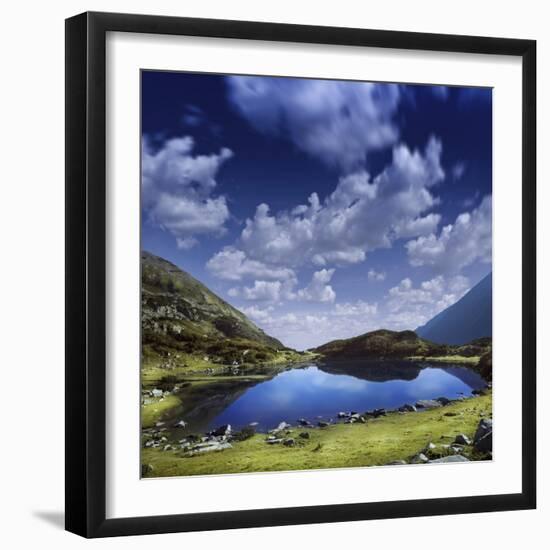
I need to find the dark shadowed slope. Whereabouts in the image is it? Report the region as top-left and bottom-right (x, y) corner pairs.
(416, 273), (492, 345)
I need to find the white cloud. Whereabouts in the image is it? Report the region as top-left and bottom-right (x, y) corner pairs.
(367, 269), (386, 282)
(142, 135), (233, 247)
(227, 76), (400, 171)
(206, 247), (296, 282)
(405, 196), (492, 273)
(296, 269), (336, 303)
(385, 274), (471, 329)
(452, 161), (466, 181)
(334, 301), (378, 317)
(238, 305), (274, 322)
(242, 281), (283, 302)
(233, 137), (444, 270)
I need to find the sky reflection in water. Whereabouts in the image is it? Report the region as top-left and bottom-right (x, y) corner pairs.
(208, 363), (486, 432)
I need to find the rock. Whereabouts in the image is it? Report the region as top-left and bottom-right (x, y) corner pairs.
(173, 420), (187, 428)
(209, 424), (232, 437)
(318, 421), (329, 428)
(185, 441), (232, 456)
(429, 455), (470, 463)
(163, 444), (172, 451)
(155, 421), (165, 427)
(410, 453), (429, 464)
(266, 438), (283, 445)
(141, 463), (154, 476)
(337, 412), (348, 418)
(271, 421), (291, 433)
(297, 418), (311, 426)
(299, 432), (310, 439)
(473, 418), (493, 453)
(444, 412), (458, 417)
(151, 388), (163, 398)
(358, 416), (367, 424)
(436, 397), (451, 405)
(471, 389), (486, 396)
(399, 404), (417, 412)
(424, 442), (436, 452)
(283, 438), (296, 447)
(416, 399), (442, 409)
(454, 434), (471, 446)
(386, 460), (407, 466)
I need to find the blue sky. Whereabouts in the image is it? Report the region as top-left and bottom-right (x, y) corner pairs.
(142, 71), (492, 350)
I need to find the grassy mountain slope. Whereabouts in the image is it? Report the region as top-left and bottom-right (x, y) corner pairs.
(314, 329), (491, 362)
(416, 273), (492, 345)
(141, 251), (288, 369)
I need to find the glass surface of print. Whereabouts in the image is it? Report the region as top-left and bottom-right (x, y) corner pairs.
(140, 71), (493, 478)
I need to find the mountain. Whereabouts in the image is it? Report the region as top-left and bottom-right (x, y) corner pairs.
(141, 251), (285, 364)
(416, 273), (492, 345)
(314, 329), (444, 359)
(313, 329), (490, 361)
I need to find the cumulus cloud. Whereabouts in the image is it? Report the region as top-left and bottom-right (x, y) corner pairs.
(206, 247), (296, 282)
(452, 161), (466, 181)
(334, 300), (378, 317)
(405, 195), (492, 273)
(233, 137), (443, 269)
(227, 76), (400, 171)
(142, 135), (233, 247)
(385, 274), (470, 329)
(296, 269), (336, 303)
(242, 281), (283, 302)
(367, 269), (386, 282)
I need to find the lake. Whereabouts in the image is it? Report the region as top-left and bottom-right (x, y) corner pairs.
(177, 361), (487, 434)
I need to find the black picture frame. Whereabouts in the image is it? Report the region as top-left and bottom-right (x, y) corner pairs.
(65, 11), (536, 538)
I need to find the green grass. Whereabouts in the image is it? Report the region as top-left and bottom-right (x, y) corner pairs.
(406, 355), (480, 364)
(142, 393), (492, 477)
(141, 394), (182, 429)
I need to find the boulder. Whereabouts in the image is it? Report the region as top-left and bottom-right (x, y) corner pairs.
(297, 418), (311, 426)
(266, 438), (283, 445)
(473, 418), (493, 453)
(283, 438), (296, 447)
(399, 404), (417, 412)
(436, 397), (451, 405)
(416, 399), (442, 409)
(173, 420), (187, 428)
(337, 412), (348, 418)
(151, 388), (163, 398)
(429, 455), (470, 463)
(410, 453), (429, 464)
(299, 432), (310, 439)
(317, 421), (329, 428)
(454, 434), (471, 446)
(209, 424), (231, 437)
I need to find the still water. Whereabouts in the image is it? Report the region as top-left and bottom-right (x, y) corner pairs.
(203, 361), (486, 433)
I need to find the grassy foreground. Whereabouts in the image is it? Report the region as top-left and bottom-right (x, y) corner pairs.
(142, 393), (492, 477)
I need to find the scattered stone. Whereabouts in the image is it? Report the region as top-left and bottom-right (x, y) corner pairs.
(337, 412), (348, 418)
(163, 444), (172, 451)
(386, 460), (407, 466)
(454, 434), (471, 446)
(297, 418), (311, 426)
(424, 442), (436, 452)
(184, 441), (232, 456)
(436, 397), (451, 406)
(151, 389), (163, 398)
(444, 412), (458, 417)
(299, 432), (310, 439)
(399, 404), (417, 412)
(173, 420), (187, 428)
(416, 399), (442, 409)
(429, 455), (470, 463)
(411, 453), (429, 464)
(283, 438), (296, 447)
(473, 418), (493, 453)
(472, 389), (486, 396)
(266, 438), (283, 445)
(209, 424), (231, 437)
(318, 421), (329, 428)
(271, 421), (291, 433)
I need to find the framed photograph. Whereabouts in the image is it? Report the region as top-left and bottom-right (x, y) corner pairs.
(65, 11), (536, 538)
